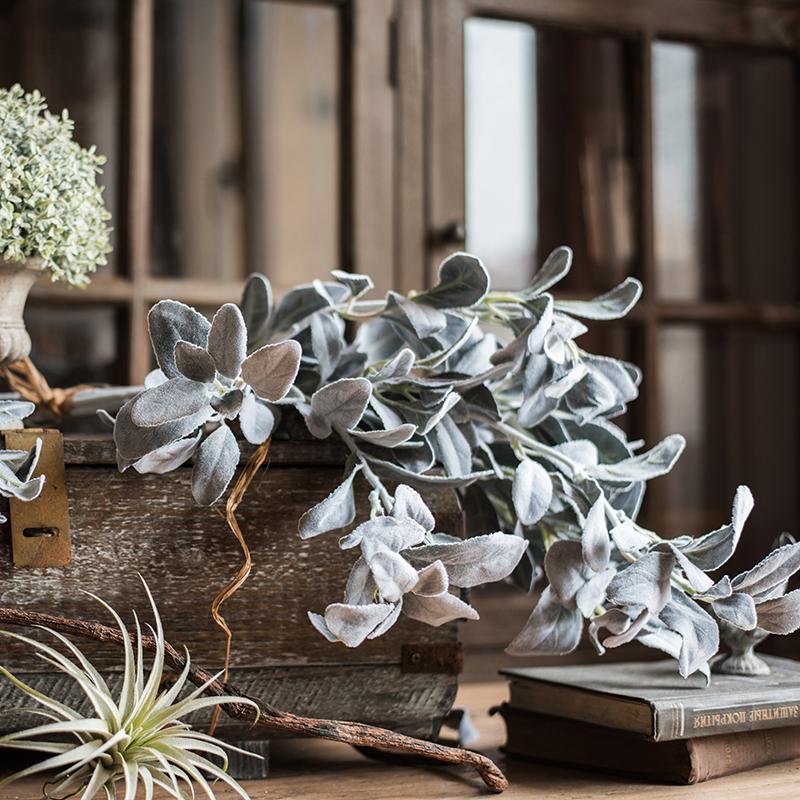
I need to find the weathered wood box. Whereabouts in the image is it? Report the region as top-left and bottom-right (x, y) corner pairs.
(0, 433), (462, 743)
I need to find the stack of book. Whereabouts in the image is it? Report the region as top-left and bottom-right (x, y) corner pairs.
(498, 656), (800, 784)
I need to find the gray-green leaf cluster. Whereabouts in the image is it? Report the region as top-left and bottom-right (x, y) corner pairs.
(0, 85), (111, 285)
(0, 399), (44, 509)
(109, 247), (800, 674)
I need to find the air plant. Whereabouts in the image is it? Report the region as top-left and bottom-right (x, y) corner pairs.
(107, 248), (800, 679)
(0, 582), (259, 800)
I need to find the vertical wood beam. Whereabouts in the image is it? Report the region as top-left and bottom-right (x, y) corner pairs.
(127, 0), (153, 383)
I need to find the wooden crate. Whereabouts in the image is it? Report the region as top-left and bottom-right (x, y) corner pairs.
(0, 435), (462, 742)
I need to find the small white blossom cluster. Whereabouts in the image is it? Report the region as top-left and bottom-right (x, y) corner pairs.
(0, 84), (111, 286)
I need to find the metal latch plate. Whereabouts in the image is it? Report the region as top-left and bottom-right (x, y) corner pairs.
(5, 429), (72, 568)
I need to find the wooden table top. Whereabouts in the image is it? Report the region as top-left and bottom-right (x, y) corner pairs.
(2, 682), (799, 799)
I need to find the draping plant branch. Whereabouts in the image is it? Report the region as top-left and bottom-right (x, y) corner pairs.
(0, 604), (508, 793)
(105, 247), (800, 680)
(0, 399), (45, 517)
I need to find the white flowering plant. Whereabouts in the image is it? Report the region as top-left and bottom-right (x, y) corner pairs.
(0, 84), (112, 286)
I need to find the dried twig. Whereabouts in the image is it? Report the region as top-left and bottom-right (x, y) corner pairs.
(0, 607), (508, 793)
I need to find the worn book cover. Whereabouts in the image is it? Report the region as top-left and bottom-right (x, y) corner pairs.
(497, 704), (800, 785)
(502, 656), (800, 741)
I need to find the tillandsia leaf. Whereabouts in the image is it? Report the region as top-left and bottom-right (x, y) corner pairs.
(755, 589), (800, 634)
(414, 252), (490, 309)
(554, 277), (643, 320)
(238, 393), (275, 445)
(240, 273), (273, 343)
(148, 300), (211, 379)
(0, 400), (36, 426)
(305, 377), (372, 438)
(0, 579), (259, 800)
(240, 340), (302, 402)
(191, 424), (239, 506)
(506, 586), (583, 656)
(512, 459), (553, 526)
(130, 378), (210, 428)
(405, 532), (528, 588)
(298, 465), (363, 539)
(207, 304), (247, 379)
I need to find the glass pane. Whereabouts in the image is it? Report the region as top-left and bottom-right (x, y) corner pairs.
(25, 303), (126, 387)
(0, 0), (123, 274)
(653, 42), (798, 302)
(151, 0), (341, 290)
(464, 19), (635, 291)
(657, 325), (799, 574)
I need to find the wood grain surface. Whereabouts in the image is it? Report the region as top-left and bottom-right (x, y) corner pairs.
(3, 682), (800, 799)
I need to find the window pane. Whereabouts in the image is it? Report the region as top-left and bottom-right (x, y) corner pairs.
(0, 0), (123, 274)
(653, 43), (798, 302)
(464, 20), (635, 291)
(151, 0), (341, 290)
(656, 325), (799, 573)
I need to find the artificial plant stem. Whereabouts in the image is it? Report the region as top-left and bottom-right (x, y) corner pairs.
(334, 423), (394, 511)
(0, 607), (508, 793)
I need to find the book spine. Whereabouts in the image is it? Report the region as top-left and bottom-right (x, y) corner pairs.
(653, 698), (800, 741)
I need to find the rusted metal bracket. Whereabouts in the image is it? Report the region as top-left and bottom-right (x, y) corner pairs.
(4, 428), (72, 568)
(401, 643), (463, 675)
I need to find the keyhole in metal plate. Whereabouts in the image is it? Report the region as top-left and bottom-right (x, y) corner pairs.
(22, 527), (59, 538)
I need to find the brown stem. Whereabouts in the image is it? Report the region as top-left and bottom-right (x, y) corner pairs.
(0, 607), (508, 793)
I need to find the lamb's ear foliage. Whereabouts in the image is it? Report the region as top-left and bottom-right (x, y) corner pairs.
(106, 247), (800, 673)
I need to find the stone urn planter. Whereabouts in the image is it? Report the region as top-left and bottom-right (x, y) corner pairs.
(0, 258), (43, 368)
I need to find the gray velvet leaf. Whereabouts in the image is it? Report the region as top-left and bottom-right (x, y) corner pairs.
(589, 608), (649, 654)
(340, 515), (427, 554)
(130, 378), (210, 428)
(582, 498), (611, 573)
(658, 590), (719, 678)
(391, 484), (435, 532)
(310, 311), (344, 381)
(240, 340), (302, 402)
(678, 486), (754, 570)
(418, 391), (462, 436)
(323, 602), (395, 647)
(132, 432), (201, 475)
(241, 274), (272, 342)
(755, 589), (800, 634)
(555, 277), (642, 320)
(148, 300), (211, 379)
(609, 520), (650, 557)
(543, 315), (587, 364)
(556, 440), (600, 467)
(415, 252), (490, 309)
(543, 540), (584, 609)
(393, 295), (447, 338)
(607, 551), (675, 613)
(0, 464), (45, 501)
(525, 295), (554, 355)
(268, 283), (335, 334)
(361, 452), (494, 489)
(307, 612), (339, 643)
(588, 435), (685, 484)
(731, 541), (800, 599)
(211, 389), (243, 420)
(371, 348), (415, 382)
(0, 400), (35, 425)
(402, 591), (479, 626)
(1, 438), (41, 482)
(298, 465), (362, 539)
(306, 377), (372, 438)
(367, 601), (403, 639)
(350, 424), (417, 448)
(144, 368), (167, 388)
(207, 303), (247, 379)
(191, 424), (239, 505)
(695, 576), (732, 602)
(113, 397), (212, 463)
(344, 557), (374, 605)
(712, 592), (757, 630)
(174, 341), (216, 383)
(432, 414), (472, 477)
(331, 269), (374, 299)
(653, 542), (714, 593)
(512, 459), (553, 526)
(405, 532), (528, 588)
(506, 586), (582, 656)
(238, 393), (275, 445)
(413, 561), (449, 596)
(368, 549), (419, 602)
(521, 247), (572, 297)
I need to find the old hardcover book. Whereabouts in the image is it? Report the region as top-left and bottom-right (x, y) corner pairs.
(502, 657), (800, 741)
(498, 704), (800, 785)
